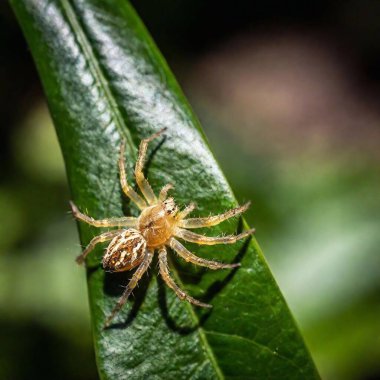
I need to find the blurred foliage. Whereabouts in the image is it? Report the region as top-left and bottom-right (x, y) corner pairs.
(1, 0), (380, 379)
(0, 102), (97, 380)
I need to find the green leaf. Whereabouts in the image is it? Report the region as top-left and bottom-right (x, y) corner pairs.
(10, 0), (320, 378)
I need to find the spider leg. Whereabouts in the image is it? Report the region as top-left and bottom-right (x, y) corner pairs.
(70, 201), (138, 228)
(158, 183), (174, 201)
(104, 249), (154, 328)
(119, 139), (147, 210)
(135, 128), (166, 205)
(174, 228), (255, 246)
(176, 202), (196, 220)
(169, 238), (240, 269)
(76, 230), (124, 265)
(178, 202), (250, 229)
(158, 246), (211, 308)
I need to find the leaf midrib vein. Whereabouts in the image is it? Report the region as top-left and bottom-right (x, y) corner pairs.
(61, 0), (135, 156)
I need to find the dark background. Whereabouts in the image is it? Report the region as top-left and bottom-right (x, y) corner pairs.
(1, 1), (379, 379)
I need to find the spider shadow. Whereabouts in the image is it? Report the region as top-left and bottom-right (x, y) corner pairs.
(145, 134), (166, 181)
(102, 265), (152, 330)
(156, 274), (200, 335)
(158, 218), (251, 334)
(198, 236), (251, 326)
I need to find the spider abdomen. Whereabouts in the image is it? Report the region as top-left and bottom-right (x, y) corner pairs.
(103, 229), (146, 272)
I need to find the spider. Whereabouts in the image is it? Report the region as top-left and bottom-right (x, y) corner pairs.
(70, 128), (254, 327)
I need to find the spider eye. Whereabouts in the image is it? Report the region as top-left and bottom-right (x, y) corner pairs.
(103, 229), (146, 271)
(163, 197), (178, 215)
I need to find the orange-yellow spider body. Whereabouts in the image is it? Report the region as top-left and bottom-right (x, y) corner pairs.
(138, 199), (178, 247)
(71, 129), (254, 327)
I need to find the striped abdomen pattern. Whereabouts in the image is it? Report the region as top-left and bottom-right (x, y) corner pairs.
(103, 229), (146, 272)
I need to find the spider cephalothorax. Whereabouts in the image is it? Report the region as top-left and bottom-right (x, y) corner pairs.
(71, 129), (254, 327)
(137, 197), (179, 247)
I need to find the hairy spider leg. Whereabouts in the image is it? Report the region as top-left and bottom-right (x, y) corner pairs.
(119, 139), (147, 210)
(76, 230), (124, 265)
(169, 238), (240, 269)
(135, 128), (167, 205)
(158, 183), (174, 201)
(175, 228), (255, 246)
(158, 246), (211, 308)
(178, 202), (251, 229)
(104, 249), (154, 327)
(176, 202), (196, 220)
(70, 201), (138, 228)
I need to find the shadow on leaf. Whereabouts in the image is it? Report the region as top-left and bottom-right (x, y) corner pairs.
(103, 267), (152, 330)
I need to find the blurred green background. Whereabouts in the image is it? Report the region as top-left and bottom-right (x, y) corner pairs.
(1, 1), (379, 379)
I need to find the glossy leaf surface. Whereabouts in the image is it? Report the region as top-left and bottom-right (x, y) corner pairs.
(11, 0), (320, 378)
